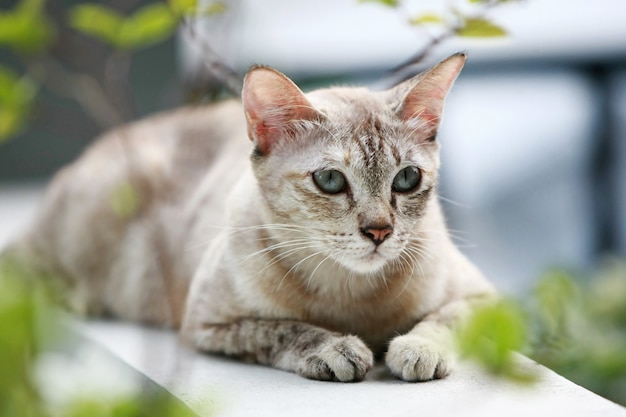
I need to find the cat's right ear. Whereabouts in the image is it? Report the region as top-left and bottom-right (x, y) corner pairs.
(242, 66), (322, 155)
(395, 53), (466, 142)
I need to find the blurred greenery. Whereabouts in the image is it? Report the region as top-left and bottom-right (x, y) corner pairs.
(2, 251), (624, 414)
(0, 254), (51, 417)
(455, 17), (507, 37)
(69, 2), (193, 51)
(0, 0), (55, 53)
(357, 0), (400, 7)
(0, 0), (513, 145)
(457, 299), (535, 383)
(0, 0), (227, 145)
(110, 182), (141, 218)
(0, 254), (199, 417)
(364, 0), (510, 39)
(0, 65), (37, 139)
(458, 258), (626, 406)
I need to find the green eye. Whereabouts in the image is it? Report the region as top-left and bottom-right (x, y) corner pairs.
(313, 170), (347, 194)
(392, 166), (421, 193)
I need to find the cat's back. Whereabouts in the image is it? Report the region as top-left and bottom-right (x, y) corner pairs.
(14, 99), (249, 325)
(38, 98), (248, 233)
(77, 99), (247, 185)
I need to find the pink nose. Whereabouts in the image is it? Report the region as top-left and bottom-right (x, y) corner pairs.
(361, 225), (393, 246)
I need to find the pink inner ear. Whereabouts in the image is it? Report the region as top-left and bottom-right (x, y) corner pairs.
(400, 54), (466, 138)
(242, 67), (319, 155)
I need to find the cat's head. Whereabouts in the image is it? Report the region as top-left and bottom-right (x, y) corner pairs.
(242, 54), (465, 274)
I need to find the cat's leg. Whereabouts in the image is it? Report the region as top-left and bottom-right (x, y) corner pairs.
(385, 297), (485, 382)
(186, 319), (374, 382)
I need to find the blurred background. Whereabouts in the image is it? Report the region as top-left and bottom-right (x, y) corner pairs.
(1, 0), (624, 293)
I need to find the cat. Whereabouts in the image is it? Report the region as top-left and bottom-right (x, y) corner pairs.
(6, 53), (495, 382)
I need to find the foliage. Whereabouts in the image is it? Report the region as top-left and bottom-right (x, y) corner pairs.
(357, 0), (400, 7)
(361, 0), (511, 39)
(110, 183), (141, 218)
(0, 254), (51, 417)
(0, 0), (516, 144)
(356, 0), (517, 77)
(0, 65), (37, 139)
(455, 17), (507, 37)
(68, 0), (228, 51)
(457, 299), (535, 383)
(458, 258), (626, 406)
(0, 254), (199, 417)
(0, 0), (227, 144)
(0, 0), (55, 53)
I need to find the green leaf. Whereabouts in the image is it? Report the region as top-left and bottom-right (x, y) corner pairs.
(117, 3), (177, 50)
(0, 254), (58, 417)
(70, 3), (179, 50)
(456, 17), (507, 37)
(457, 300), (535, 381)
(470, 0), (519, 3)
(0, 65), (37, 141)
(202, 1), (227, 16)
(110, 183), (141, 218)
(410, 13), (445, 25)
(0, 0), (55, 53)
(533, 269), (578, 334)
(588, 259), (626, 325)
(357, 0), (399, 8)
(168, 0), (197, 16)
(69, 4), (123, 47)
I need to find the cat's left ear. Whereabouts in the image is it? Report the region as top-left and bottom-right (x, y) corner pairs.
(396, 53), (466, 141)
(242, 66), (323, 155)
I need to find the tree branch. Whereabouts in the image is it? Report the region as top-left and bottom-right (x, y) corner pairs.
(181, 17), (244, 97)
(24, 56), (124, 130)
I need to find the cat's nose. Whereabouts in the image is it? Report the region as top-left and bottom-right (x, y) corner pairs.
(361, 224), (393, 246)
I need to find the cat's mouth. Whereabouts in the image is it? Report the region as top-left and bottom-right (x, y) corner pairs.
(364, 250), (384, 262)
(344, 248), (389, 273)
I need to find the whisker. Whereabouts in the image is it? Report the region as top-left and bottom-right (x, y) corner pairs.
(306, 253), (333, 289)
(303, 254), (336, 292)
(185, 223), (326, 252)
(253, 245), (319, 277)
(438, 195), (469, 208)
(394, 249), (422, 300)
(276, 250), (325, 292)
(242, 239), (321, 262)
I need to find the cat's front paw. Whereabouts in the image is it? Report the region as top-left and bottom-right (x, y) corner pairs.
(385, 334), (454, 382)
(297, 335), (374, 382)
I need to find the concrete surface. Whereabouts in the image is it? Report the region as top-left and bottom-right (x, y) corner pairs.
(2, 184), (626, 417)
(77, 320), (626, 417)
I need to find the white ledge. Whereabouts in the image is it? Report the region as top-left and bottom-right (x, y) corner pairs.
(73, 320), (626, 417)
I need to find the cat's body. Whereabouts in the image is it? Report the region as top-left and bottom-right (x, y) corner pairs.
(8, 54), (494, 382)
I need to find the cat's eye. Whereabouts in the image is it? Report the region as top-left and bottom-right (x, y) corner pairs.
(392, 166), (421, 193)
(313, 170), (347, 194)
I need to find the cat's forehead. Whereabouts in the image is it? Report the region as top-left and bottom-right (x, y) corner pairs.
(305, 87), (426, 166)
(307, 87), (396, 121)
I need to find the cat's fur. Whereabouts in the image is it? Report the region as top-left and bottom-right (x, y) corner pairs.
(7, 54), (494, 382)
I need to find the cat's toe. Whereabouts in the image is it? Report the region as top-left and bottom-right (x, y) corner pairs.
(298, 335), (374, 382)
(385, 334), (454, 382)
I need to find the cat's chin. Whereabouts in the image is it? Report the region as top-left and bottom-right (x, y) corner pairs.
(339, 252), (390, 275)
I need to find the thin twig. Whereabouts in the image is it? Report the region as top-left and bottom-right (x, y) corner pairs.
(104, 50), (138, 121)
(378, 0), (507, 87)
(181, 17), (244, 97)
(389, 28), (457, 74)
(24, 55), (124, 129)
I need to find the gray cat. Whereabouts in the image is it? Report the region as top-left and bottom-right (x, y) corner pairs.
(7, 53), (494, 382)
